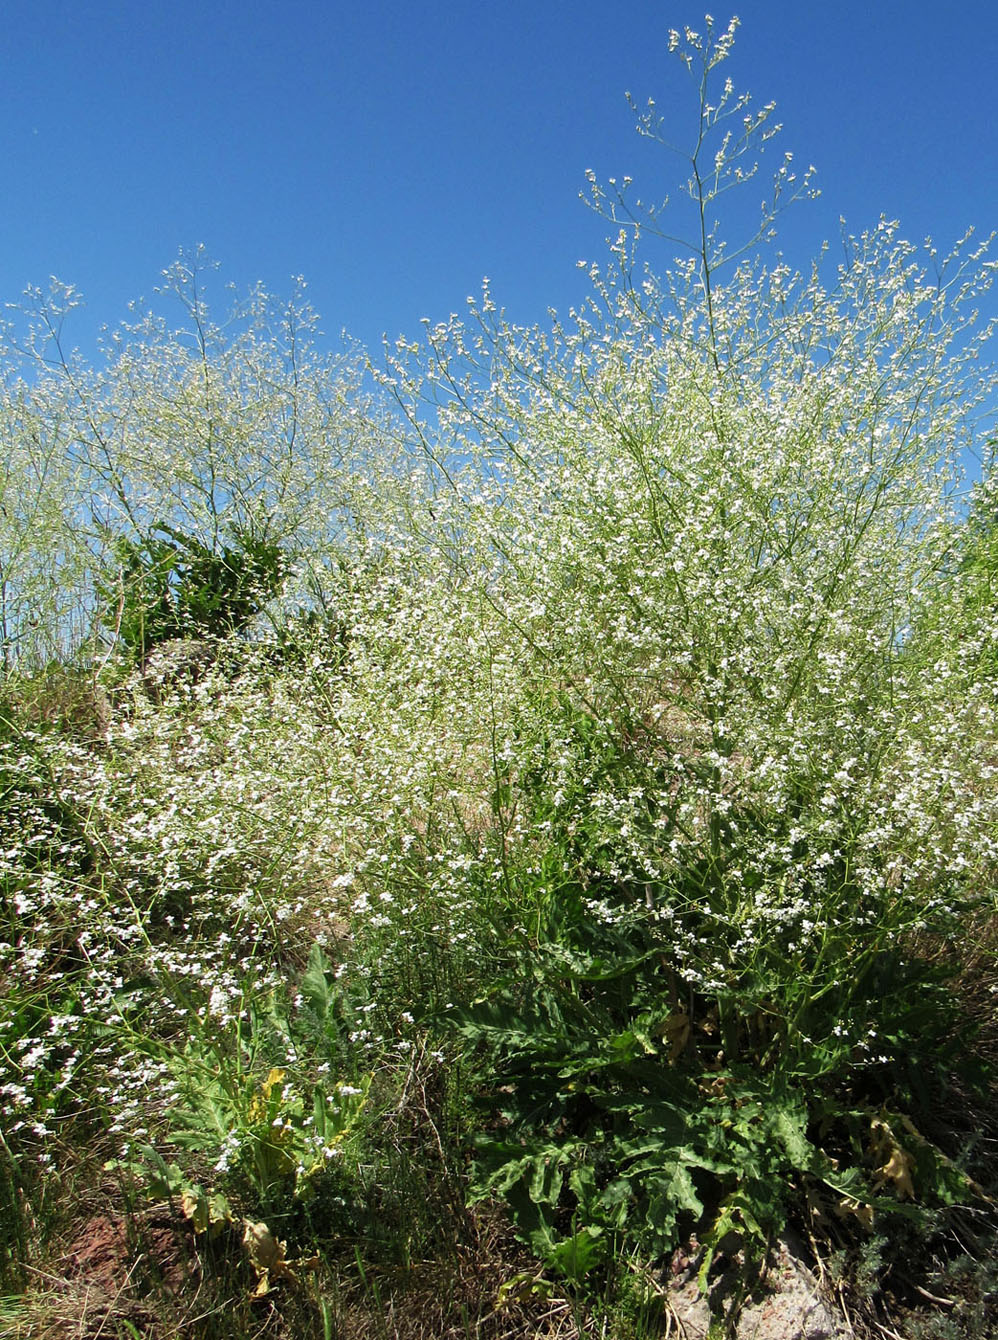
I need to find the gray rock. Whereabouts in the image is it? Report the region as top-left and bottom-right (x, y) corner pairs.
(667, 1234), (846, 1340)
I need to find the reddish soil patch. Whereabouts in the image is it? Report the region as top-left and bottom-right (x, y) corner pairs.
(50, 1208), (195, 1337)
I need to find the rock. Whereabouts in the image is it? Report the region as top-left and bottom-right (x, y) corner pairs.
(668, 1233), (846, 1340)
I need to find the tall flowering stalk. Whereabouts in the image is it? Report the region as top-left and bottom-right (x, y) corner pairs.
(377, 16), (998, 1271)
(381, 16), (997, 955)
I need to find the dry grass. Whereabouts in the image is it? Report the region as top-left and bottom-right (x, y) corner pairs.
(1, 1179), (599, 1340)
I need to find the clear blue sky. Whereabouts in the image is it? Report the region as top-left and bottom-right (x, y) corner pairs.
(3, 1), (997, 362)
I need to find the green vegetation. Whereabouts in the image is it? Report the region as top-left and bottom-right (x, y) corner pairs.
(1, 18), (997, 1339)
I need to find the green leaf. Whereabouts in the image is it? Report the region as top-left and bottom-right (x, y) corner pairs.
(529, 1149), (572, 1208)
(643, 1159), (707, 1250)
(138, 1145), (188, 1199)
(312, 1083), (327, 1141)
(544, 1226), (605, 1282)
(598, 1177), (635, 1230)
(300, 943), (332, 1017)
(767, 1101), (816, 1173)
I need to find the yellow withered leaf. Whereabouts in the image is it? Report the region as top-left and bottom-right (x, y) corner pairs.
(248, 1068), (288, 1125)
(494, 1271), (554, 1310)
(658, 1011), (691, 1063)
(243, 1219), (291, 1296)
(243, 1219), (285, 1271)
(835, 1197), (874, 1230)
(179, 1188), (232, 1235)
(262, 1068), (286, 1096)
(874, 1145), (916, 1200)
(870, 1117), (916, 1200)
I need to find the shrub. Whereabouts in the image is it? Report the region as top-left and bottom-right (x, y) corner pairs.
(99, 522), (288, 659)
(3, 15), (998, 1334)
(381, 14), (998, 1287)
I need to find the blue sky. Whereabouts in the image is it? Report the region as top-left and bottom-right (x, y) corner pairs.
(3, 1), (997, 362)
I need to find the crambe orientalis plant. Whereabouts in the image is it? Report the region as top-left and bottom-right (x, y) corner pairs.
(378, 13), (998, 1285)
(1, 14), (997, 1332)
